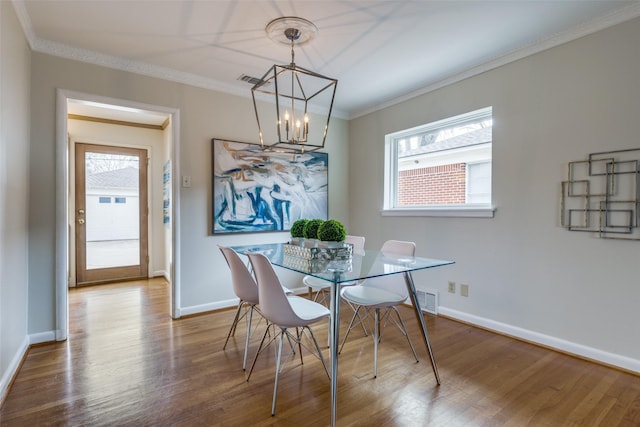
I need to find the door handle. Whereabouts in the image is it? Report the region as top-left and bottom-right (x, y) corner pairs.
(78, 218), (85, 225)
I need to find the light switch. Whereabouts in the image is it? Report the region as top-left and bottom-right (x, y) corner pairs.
(182, 175), (192, 187)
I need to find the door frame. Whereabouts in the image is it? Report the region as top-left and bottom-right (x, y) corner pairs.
(55, 89), (182, 341)
(74, 143), (149, 285)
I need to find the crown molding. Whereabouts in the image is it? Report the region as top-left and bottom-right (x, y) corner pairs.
(5, 0), (337, 119)
(349, 2), (640, 119)
(35, 36), (251, 95)
(33, 37), (350, 119)
(12, 0), (640, 121)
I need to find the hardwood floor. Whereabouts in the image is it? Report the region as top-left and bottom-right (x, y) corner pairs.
(1, 278), (639, 426)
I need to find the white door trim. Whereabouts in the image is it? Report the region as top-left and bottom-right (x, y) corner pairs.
(55, 89), (182, 341)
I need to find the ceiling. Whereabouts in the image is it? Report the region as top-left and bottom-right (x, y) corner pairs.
(14, 0), (640, 123)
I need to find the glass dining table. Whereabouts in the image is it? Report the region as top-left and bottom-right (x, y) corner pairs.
(231, 242), (454, 427)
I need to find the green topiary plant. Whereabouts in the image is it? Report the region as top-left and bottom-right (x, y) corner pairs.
(317, 219), (347, 242)
(290, 218), (308, 238)
(303, 218), (325, 239)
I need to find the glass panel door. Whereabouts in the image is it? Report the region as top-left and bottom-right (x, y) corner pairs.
(75, 143), (148, 284)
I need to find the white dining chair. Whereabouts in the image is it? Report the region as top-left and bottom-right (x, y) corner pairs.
(303, 235), (366, 305)
(339, 239), (419, 378)
(219, 245), (265, 371)
(245, 251), (330, 416)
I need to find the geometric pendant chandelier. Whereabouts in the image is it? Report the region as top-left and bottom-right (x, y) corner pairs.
(251, 17), (338, 153)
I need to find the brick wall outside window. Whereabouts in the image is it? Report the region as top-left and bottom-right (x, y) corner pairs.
(398, 163), (466, 205)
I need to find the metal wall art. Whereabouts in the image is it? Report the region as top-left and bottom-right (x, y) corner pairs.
(561, 148), (640, 240)
(212, 138), (328, 234)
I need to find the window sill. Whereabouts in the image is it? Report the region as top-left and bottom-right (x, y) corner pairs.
(380, 206), (495, 218)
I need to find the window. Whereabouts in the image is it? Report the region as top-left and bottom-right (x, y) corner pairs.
(115, 197), (126, 204)
(383, 107), (494, 217)
(99, 197), (111, 204)
(466, 161), (491, 204)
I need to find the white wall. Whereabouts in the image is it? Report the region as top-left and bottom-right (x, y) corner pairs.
(28, 53), (349, 331)
(349, 17), (640, 371)
(0, 1), (31, 401)
(68, 119), (168, 278)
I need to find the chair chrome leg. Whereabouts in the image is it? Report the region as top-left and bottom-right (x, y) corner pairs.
(242, 305), (254, 370)
(392, 306), (419, 363)
(327, 315), (331, 348)
(373, 308), (380, 378)
(272, 328), (285, 416)
(223, 301), (244, 349)
(285, 330), (297, 355)
(352, 302), (369, 336)
(338, 305), (362, 354)
(306, 325), (330, 379)
(296, 327), (304, 365)
(246, 324), (272, 381)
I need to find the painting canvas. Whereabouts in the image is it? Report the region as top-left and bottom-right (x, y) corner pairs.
(212, 139), (328, 234)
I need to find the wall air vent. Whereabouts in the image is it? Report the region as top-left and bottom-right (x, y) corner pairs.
(238, 74), (265, 86)
(416, 289), (439, 315)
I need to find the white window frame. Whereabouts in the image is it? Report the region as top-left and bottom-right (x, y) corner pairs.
(382, 107), (495, 218)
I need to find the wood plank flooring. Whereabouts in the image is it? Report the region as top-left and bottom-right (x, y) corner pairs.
(1, 278), (639, 426)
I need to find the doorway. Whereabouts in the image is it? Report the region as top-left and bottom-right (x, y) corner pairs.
(55, 89), (181, 342)
(75, 143), (149, 285)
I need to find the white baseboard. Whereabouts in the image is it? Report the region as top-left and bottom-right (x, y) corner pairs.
(152, 270), (168, 279)
(29, 330), (57, 345)
(438, 306), (640, 374)
(178, 287), (307, 317)
(180, 298), (239, 317)
(0, 336), (29, 404)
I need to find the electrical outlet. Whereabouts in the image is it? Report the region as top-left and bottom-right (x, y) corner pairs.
(461, 283), (469, 297)
(448, 281), (456, 293)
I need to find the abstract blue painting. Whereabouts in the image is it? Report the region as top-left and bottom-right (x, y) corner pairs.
(212, 139), (328, 234)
